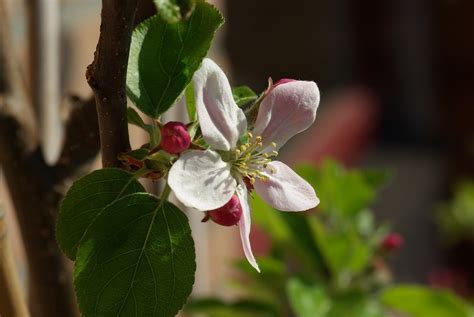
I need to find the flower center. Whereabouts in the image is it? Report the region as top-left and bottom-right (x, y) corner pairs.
(230, 132), (278, 184)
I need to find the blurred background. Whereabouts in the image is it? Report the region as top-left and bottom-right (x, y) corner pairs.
(1, 0), (474, 312)
(225, 0), (474, 292)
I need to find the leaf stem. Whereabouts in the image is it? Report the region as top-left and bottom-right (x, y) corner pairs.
(132, 168), (150, 179)
(160, 183), (171, 201)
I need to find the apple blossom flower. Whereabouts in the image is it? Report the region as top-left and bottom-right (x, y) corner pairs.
(168, 58), (320, 272)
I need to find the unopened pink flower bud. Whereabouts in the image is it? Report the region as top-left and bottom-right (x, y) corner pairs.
(381, 232), (404, 252)
(208, 195), (242, 226)
(273, 78), (296, 88)
(160, 121), (191, 154)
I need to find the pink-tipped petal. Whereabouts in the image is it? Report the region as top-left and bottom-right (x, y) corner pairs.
(236, 182), (260, 272)
(193, 58), (247, 150)
(253, 80), (320, 150)
(254, 161), (319, 211)
(168, 150), (236, 210)
(273, 78), (296, 87)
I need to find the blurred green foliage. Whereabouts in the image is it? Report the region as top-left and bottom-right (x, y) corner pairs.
(185, 160), (473, 317)
(437, 181), (474, 245)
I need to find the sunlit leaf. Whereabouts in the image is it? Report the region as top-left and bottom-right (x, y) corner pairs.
(381, 285), (473, 317)
(153, 0), (196, 23)
(127, 0), (224, 118)
(308, 217), (370, 280)
(295, 161), (386, 217)
(287, 279), (331, 317)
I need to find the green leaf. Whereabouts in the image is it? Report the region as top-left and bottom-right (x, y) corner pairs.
(56, 169), (145, 260)
(308, 217), (371, 281)
(233, 86), (258, 106)
(251, 195), (326, 275)
(185, 83), (196, 121)
(329, 293), (386, 317)
(251, 195), (291, 243)
(286, 279), (331, 317)
(381, 285), (472, 317)
(185, 298), (278, 317)
(287, 280), (387, 317)
(126, 1), (224, 118)
(127, 107), (149, 130)
(232, 257), (287, 306)
(127, 107), (161, 146)
(121, 148), (150, 161)
(154, 0), (196, 23)
(295, 161), (383, 217)
(74, 193), (195, 317)
(437, 181), (474, 245)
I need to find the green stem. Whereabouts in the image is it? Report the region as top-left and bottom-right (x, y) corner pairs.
(160, 183), (171, 201)
(149, 120), (160, 148)
(132, 167), (150, 179)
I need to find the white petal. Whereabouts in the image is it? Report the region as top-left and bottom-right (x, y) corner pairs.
(194, 58), (247, 150)
(254, 161), (319, 211)
(236, 182), (260, 272)
(168, 150), (237, 210)
(252, 80), (320, 150)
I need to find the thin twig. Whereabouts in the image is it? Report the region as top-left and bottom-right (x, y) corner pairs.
(86, 0), (138, 167)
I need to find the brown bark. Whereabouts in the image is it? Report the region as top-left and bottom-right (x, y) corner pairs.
(0, 5), (101, 315)
(0, 114), (81, 317)
(86, 0), (139, 168)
